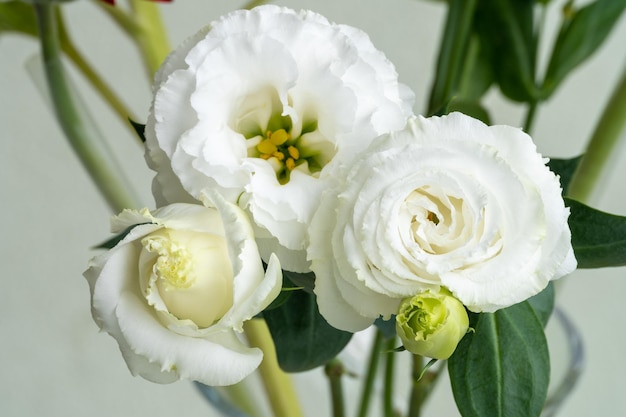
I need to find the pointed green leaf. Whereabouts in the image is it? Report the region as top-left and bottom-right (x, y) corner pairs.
(543, 0), (626, 97)
(374, 316), (397, 340)
(527, 282), (555, 327)
(474, 0), (539, 102)
(449, 301), (549, 417)
(546, 155), (582, 194)
(566, 198), (626, 268)
(282, 269), (315, 293)
(447, 99), (491, 125)
(263, 288), (352, 372)
(427, 0), (478, 115)
(129, 119), (146, 143)
(0, 2), (38, 37)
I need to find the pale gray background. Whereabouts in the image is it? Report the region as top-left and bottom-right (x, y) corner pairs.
(1, 1), (626, 416)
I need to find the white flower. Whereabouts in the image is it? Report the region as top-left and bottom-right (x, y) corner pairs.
(84, 192), (282, 386)
(309, 113), (576, 332)
(144, 5), (414, 272)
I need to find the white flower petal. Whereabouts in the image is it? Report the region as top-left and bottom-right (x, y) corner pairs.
(309, 113), (576, 329)
(144, 5), (413, 272)
(86, 202), (281, 385)
(116, 292), (262, 386)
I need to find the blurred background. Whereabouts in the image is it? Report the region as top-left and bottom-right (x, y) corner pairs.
(1, 0), (625, 416)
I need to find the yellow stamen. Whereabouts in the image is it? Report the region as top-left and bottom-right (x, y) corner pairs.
(286, 158), (296, 171)
(257, 139), (278, 155)
(270, 129), (290, 145)
(287, 145), (299, 160)
(273, 151), (285, 161)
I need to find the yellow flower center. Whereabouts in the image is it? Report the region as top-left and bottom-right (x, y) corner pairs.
(256, 129), (302, 177)
(232, 87), (336, 185)
(140, 229), (234, 328)
(143, 235), (195, 290)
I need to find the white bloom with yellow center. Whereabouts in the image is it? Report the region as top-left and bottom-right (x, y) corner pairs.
(145, 5), (414, 272)
(309, 113), (576, 332)
(84, 192), (282, 385)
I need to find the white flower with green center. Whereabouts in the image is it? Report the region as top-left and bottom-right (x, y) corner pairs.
(144, 5), (414, 272)
(308, 113), (576, 332)
(84, 192), (282, 386)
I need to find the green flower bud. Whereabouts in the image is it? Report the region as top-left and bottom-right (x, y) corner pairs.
(395, 289), (469, 359)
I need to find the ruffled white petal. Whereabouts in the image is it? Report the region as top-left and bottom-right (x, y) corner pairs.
(309, 113), (576, 329)
(144, 5), (414, 272)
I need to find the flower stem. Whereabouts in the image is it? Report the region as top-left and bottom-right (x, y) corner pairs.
(128, 0), (171, 77)
(383, 337), (398, 417)
(427, 0), (478, 115)
(356, 330), (384, 417)
(56, 10), (139, 135)
(567, 63), (626, 204)
(407, 356), (445, 417)
(243, 319), (304, 417)
(324, 359), (346, 417)
(96, 0), (170, 79)
(34, 3), (139, 213)
(523, 100), (538, 134)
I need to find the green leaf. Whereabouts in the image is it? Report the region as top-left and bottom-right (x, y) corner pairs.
(526, 282), (555, 327)
(542, 0), (626, 98)
(282, 269), (315, 293)
(263, 288), (352, 372)
(449, 301), (549, 417)
(447, 98), (491, 125)
(427, 0), (478, 115)
(566, 198), (626, 268)
(457, 34), (494, 101)
(474, 0), (539, 102)
(129, 119), (146, 143)
(374, 316), (397, 340)
(0, 2), (38, 37)
(546, 155), (582, 195)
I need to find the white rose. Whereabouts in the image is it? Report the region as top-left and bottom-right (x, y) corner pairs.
(144, 5), (414, 272)
(309, 113), (576, 332)
(84, 192), (282, 385)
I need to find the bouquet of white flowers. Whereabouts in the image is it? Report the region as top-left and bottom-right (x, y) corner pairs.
(3, 0), (626, 416)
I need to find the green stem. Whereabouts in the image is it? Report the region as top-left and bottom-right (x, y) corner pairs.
(56, 10), (139, 134)
(523, 100), (538, 134)
(217, 380), (262, 417)
(408, 355), (424, 417)
(243, 319), (304, 417)
(97, 0), (171, 79)
(128, 0), (171, 78)
(383, 338), (397, 417)
(93, 0), (139, 36)
(567, 64), (626, 203)
(427, 0), (477, 115)
(325, 359), (346, 417)
(357, 331), (384, 417)
(407, 356), (446, 417)
(34, 3), (139, 213)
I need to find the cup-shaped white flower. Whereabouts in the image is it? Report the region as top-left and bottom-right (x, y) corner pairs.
(144, 5), (414, 272)
(396, 289), (469, 360)
(309, 113), (576, 332)
(84, 192), (282, 385)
